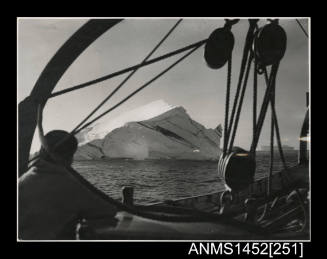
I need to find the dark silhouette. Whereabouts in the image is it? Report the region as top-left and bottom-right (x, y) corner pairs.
(18, 130), (117, 240)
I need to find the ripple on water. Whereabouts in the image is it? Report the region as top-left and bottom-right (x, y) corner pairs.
(72, 151), (298, 205)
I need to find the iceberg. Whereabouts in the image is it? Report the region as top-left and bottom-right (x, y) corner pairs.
(74, 105), (222, 161)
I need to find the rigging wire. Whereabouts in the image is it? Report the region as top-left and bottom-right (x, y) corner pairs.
(35, 102), (267, 232)
(48, 39), (207, 98)
(228, 53), (254, 153)
(263, 67), (286, 189)
(253, 65), (308, 226)
(28, 20), (182, 164)
(295, 19), (308, 38)
(250, 63), (280, 153)
(73, 43), (204, 135)
(27, 40), (203, 167)
(263, 67), (308, 213)
(26, 19), (308, 235)
(268, 85), (275, 197)
(226, 20), (258, 150)
(72, 19), (182, 134)
(252, 55), (258, 156)
(262, 68), (288, 170)
(226, 37), (250, 145)
(257, 93), (275, 223)
(36, 101), (267, 233)
(222, 19), (239, 157)
(223, 57), (232, 156)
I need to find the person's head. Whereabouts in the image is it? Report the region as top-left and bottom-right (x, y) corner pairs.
(39, 130), (78, 166)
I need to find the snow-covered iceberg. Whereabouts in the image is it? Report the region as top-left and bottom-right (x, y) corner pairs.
(74, 105), (222, 161)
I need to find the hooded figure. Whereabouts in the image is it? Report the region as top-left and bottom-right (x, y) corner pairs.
(18, 130), (117, 240)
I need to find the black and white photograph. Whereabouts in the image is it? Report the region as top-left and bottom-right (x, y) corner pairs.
(17, 17), (310, 243)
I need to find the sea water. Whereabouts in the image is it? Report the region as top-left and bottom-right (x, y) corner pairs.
(72, 151), (298, 205)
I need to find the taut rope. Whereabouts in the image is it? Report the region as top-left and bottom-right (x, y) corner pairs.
(73, 43), (204, 135)
(48, 39), (207, 98)
(72, 19), (183, 134)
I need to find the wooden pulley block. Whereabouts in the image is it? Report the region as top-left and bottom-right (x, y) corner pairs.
(253, 22), (287, 66)
(218, 147), (256, 192)
(204, 27), (235, 69)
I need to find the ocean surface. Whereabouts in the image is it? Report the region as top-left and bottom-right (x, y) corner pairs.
(72, 151), (298, 205)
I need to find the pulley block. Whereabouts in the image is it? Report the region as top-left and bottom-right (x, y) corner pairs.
(253, 22), (287, 66)
(204, 27), (235, 69)
(218, 147), (256, 191)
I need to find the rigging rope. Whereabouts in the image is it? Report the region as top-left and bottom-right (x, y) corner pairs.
(48, 39), (207, 98)
(250, 62), (280, 153)
(258, 94), (275, 222)
(226, 20), (258, 150)
(295, 19), (308, 38)
(262, 67), (288, 170)
(26, 19), (308, 235)
(223, 57), (232, 156)
(35, 103), (266, 233)
(28, 36), (202, 166)
(252, 56), (258, 156)
(268, 84), (275, 197)
(73, 43), (204, 135)
(254, 65), (307, 225)
(228, 53), (254, 153)
(72, 19), (182, 134)
(27, 36), (204, 167)
(221, 19), (239, 157)
(263, 67), (307, 215)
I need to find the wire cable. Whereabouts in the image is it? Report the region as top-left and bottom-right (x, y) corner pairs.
(228, 53), (254, 152)
(226, 20), (258, 150)
(73, 43), (204, 135)
(296, 19), (308, 38)
(223, 57), (232, 156)
(48, 39), (207, 98)
(72, 19), (182, 134)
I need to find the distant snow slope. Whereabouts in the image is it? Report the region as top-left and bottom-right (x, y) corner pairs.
(74, 104), (222, 160)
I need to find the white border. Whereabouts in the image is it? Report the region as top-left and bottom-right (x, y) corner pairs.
(17, 17), (311, 243)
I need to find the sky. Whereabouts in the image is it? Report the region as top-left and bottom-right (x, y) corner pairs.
(17, 18), (309, 153)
